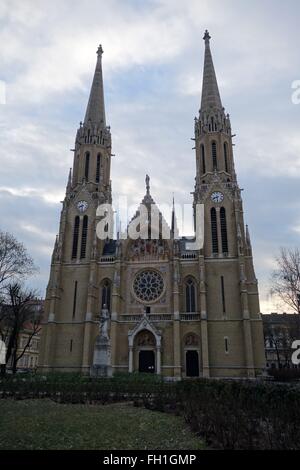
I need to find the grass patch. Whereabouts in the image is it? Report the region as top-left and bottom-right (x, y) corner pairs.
(0, 399), (204, 450)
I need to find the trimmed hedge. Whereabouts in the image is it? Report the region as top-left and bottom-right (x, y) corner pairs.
(1, 373), (300, 449)
(0, 372), (170, 404)
(268, 368), (300, 382)
(146, 379), (300, 450)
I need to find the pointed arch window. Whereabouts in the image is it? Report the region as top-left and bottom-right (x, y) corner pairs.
(212, 142), (217, 170)
(211, 208), (219, 254)
(80, 215), (88, 259)
(201, 145), (206, 174)
(224, 142), (229, 173)
(185, 277), (196, 313)
(96, 153), (101, 183)
(101, 279), (111, 312)
(220, 207), (228, 253)
(84, 152), (90, 180)
(72, 216), (80, 259)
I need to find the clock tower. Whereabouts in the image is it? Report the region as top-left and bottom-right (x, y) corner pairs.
(40, 45), (113, 370)
(193, 31), (264, 377)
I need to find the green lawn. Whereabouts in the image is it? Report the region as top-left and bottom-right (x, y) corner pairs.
(0, 399), (204, 450)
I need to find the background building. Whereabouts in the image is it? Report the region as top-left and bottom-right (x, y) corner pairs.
(262, 312), (300, 369)
(2, 299), (44, 372)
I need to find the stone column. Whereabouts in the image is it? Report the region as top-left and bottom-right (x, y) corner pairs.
(156, 347), (161, 375)
(42, 264), (61, 370)
(200, 260), (210, 377)
(172, 259), (181, 378)
(240, 263), (255, 378)
(82, 262), (96, 373)
(128, 346), (133, 373)
(110, 264), (121, 371)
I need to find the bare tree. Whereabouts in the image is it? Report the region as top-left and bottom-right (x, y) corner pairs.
(271, 248), (300, 314)
(0, 231), (37, 290)
(0, 283), (42, 375)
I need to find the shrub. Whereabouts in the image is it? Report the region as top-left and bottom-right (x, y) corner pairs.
(268, 368), (300, 382)
(1, 373), (300, 449)
(147, 379), (300, 449)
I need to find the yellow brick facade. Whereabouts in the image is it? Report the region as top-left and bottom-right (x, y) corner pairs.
(39, 33), (266, 379)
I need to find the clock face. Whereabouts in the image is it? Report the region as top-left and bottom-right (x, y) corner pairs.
(77, 200), (89, 213)
(211, 192), (224, 203)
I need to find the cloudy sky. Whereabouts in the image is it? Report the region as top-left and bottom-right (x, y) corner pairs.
(0, 0), (299, 312)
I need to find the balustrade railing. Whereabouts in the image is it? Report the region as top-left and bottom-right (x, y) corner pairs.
(119, 313), (200, 322)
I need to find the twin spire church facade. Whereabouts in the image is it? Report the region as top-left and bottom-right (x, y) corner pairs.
(39, 32), (266, 378)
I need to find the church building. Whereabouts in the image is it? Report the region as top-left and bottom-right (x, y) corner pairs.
(39, 32), (266, 378)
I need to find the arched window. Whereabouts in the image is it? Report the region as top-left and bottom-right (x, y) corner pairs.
(71, 216), (80, 259)
(185, 277), (196, 313)
(101, 279), (111, 312)
(201, 145), (206, 174)
(84, 152), (90, 180)
(80, 215), (88, 259)
(224, 142), (229, 173)
(96, 153), (101, 183)
(211, 208), (219, 254)
(220, 207), (228, 253)
(212, 142), (217, 170)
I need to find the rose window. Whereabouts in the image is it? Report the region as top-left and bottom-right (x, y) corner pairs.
(133, 270), (164, 302)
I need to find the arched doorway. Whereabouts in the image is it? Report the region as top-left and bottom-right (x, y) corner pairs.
(186, 350), (199, 377)
(184, 333), (201, 378)
(128, 316), (162, 374)
(139, 350), (155, 373)
(135, 330), (156, 374)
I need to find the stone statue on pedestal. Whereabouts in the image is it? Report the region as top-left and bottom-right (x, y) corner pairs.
(90, 305), (112, 377)
(99, 305), (110, 339)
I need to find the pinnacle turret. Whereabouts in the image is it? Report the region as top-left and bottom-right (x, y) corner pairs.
(66, 168), (72, 193)
(171, 196), (179, 239)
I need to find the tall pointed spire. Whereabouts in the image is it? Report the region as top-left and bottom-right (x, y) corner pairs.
(200, 30), (223, 112)
(246, 225), (252, 251)
(171, 195), (179, 239)
(66, 168), (72, 194)
(84, 44), (106, 126)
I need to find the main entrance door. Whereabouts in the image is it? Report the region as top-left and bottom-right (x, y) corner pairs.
(139, 350), (155, 373)
(186, 350), (199, 377)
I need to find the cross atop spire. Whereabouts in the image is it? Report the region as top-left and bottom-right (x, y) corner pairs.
(203, 29), (211, 43)
(97, 44), (104, 56)
(84, 44), (106, 126)
(200, 30), (223, 113)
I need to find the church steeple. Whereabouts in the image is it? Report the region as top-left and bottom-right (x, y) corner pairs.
(193, 30), (233, 188)
(75, 44), (111, 150)
(72, 44), (112, 195)
(195, 31), (231, 137)
(84, 44), (106, 127)
(200, 30), (223, 113)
